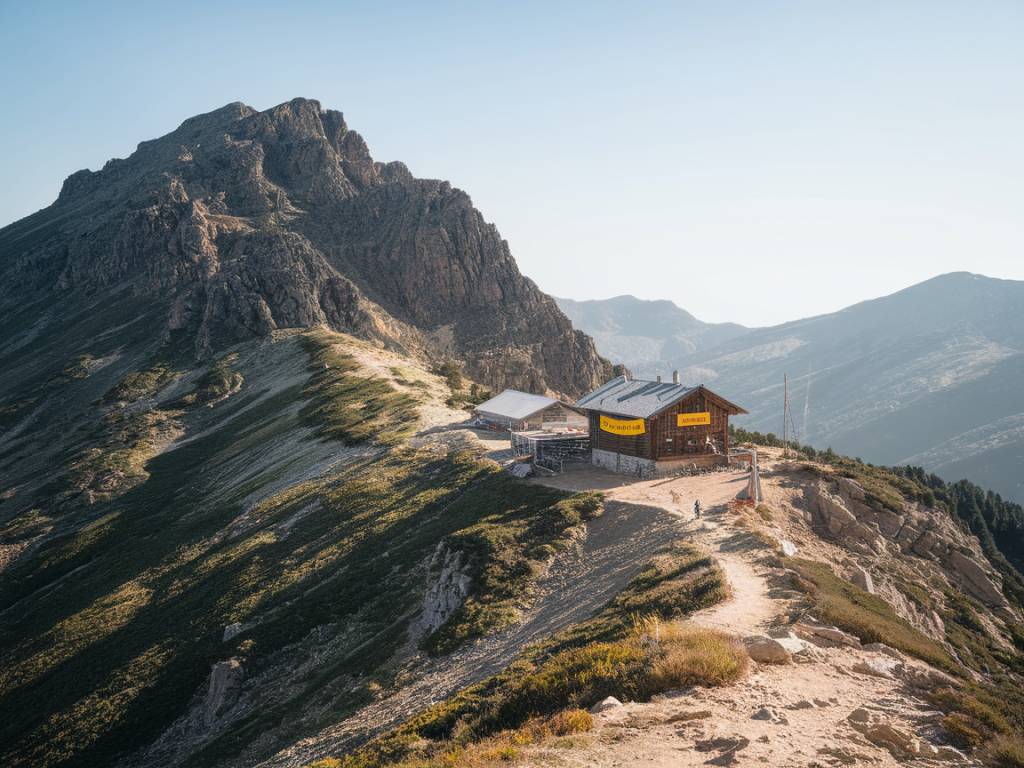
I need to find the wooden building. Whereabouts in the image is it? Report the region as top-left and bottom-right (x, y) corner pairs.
(474, 389), (588, 432)
(575, 375), (747, 476)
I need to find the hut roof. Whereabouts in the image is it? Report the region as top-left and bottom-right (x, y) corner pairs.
(575, 376), (747, 418)
(474, 389), (558, 420)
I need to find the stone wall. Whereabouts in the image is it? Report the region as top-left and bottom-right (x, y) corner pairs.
(592, 449), (727, 478)
(592, 448), (657, 478)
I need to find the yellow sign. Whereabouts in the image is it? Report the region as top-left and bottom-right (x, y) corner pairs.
(677, 412), (711, 427)
(600, 415), (646, 435)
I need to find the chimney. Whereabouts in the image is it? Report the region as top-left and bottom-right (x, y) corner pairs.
(656, 374), (662, 383)
(672, 370), (680, 385)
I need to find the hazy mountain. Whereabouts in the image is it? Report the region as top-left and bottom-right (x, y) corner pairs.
(555, 295), (749, 375)
(566, 274), (1024, 504)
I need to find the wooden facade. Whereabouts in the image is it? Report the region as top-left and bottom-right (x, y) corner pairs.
(584, 385), (744, 469)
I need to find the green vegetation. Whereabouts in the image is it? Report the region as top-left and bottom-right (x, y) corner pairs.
(332, 542), (734, 768)
(434, 360), (492, 410)
(446, 382), (494, 410)
(425, 491), (603, 654)
(177, 354), (244, 406)
(0, 400), (601, 768)
(985, 734), (1024, 768)
(66, 407), (183, 503)
(786, 557), (953, 670)
(300, 331), (419, 445)
(435, 361), (463, 392)
(102, 365), (179, 404)
(926, 685), (1012, 748)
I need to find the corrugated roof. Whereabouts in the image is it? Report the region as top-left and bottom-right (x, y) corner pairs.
(474, 389), (558, 420)
(576, 377), (747, 419)
(575, 376), (698, 418)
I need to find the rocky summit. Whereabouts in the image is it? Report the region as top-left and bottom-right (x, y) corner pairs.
(0, 98), (610, 397)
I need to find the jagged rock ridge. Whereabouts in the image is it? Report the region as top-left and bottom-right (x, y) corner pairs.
(0, 98), (610, 396)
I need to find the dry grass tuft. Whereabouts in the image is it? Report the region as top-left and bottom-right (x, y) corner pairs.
(546, 708), (593, 736)
(648, 626), (749, 690)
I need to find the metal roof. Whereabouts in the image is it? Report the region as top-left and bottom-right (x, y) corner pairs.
(574, 376), (696, 418)
(474, 389), (559, 420)
(575, 376), (747, 419)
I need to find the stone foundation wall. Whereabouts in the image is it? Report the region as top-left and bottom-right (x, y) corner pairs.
(592, 449), (728, 478)
(592, 448), (657, 478)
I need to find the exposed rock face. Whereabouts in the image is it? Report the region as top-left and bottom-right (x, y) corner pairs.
(204, 658), (244, 726)
(0, 98), (611, 396)
(418, 543), (473, 635)
(806, 477), (1009, 609)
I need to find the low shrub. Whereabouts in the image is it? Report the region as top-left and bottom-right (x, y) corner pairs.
(546, 708), (593, 736)
(985, 734), (1024, 768)
(649, 627), (748, 690)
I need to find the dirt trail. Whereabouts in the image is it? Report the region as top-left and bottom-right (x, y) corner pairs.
(567, 467), (776, 637)
(517, 467), (978, 768)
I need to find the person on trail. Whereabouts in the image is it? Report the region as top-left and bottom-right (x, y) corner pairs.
(694, 499), (702, 519)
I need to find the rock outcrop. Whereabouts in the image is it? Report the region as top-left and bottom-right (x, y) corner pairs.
(0, 98), (612, 397)
(806, 477), (1009, 609)
(204, 658), (244, 726)
(418, 543), (473, 635)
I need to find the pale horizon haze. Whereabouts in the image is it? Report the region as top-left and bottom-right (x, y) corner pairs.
(2, 1), (1023, 326)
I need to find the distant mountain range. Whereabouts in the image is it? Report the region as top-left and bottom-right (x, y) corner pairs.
(555, 295), (749, 370)
(557, 273), (1024, 504)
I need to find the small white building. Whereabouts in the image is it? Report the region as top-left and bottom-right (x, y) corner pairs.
(473, 389), (588, 432)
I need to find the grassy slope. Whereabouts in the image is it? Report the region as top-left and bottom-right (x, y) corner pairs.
(0, 331), (602, 768)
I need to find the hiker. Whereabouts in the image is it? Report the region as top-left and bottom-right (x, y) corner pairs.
(694, 499), (702, 519)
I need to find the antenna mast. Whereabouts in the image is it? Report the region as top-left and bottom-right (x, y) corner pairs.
(783, 373), (790, 459)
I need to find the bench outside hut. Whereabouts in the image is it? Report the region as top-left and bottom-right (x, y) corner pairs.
(575, 373), (747, 477)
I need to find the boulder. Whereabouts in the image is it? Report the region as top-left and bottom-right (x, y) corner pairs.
(863, 642), (902, 659)
(793, 622), (862, 648)
(852, 657), (904, 679)
(900, 664), (958, 690)
(944, 549), (1008, 608)
(590, 696), (623, 713)
(222, 622), (244, 643)
(849, 565), (874, 594)
(744, 635), (792, 664)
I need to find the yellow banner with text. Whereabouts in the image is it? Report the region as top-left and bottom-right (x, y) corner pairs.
(677, 412), (712, 427)
(600, 415), (646, 435)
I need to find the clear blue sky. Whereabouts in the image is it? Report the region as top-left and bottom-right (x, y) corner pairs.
(2, 1), (1022, 325)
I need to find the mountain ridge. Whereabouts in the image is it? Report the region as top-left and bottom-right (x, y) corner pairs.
(1, 97), (612, 400)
